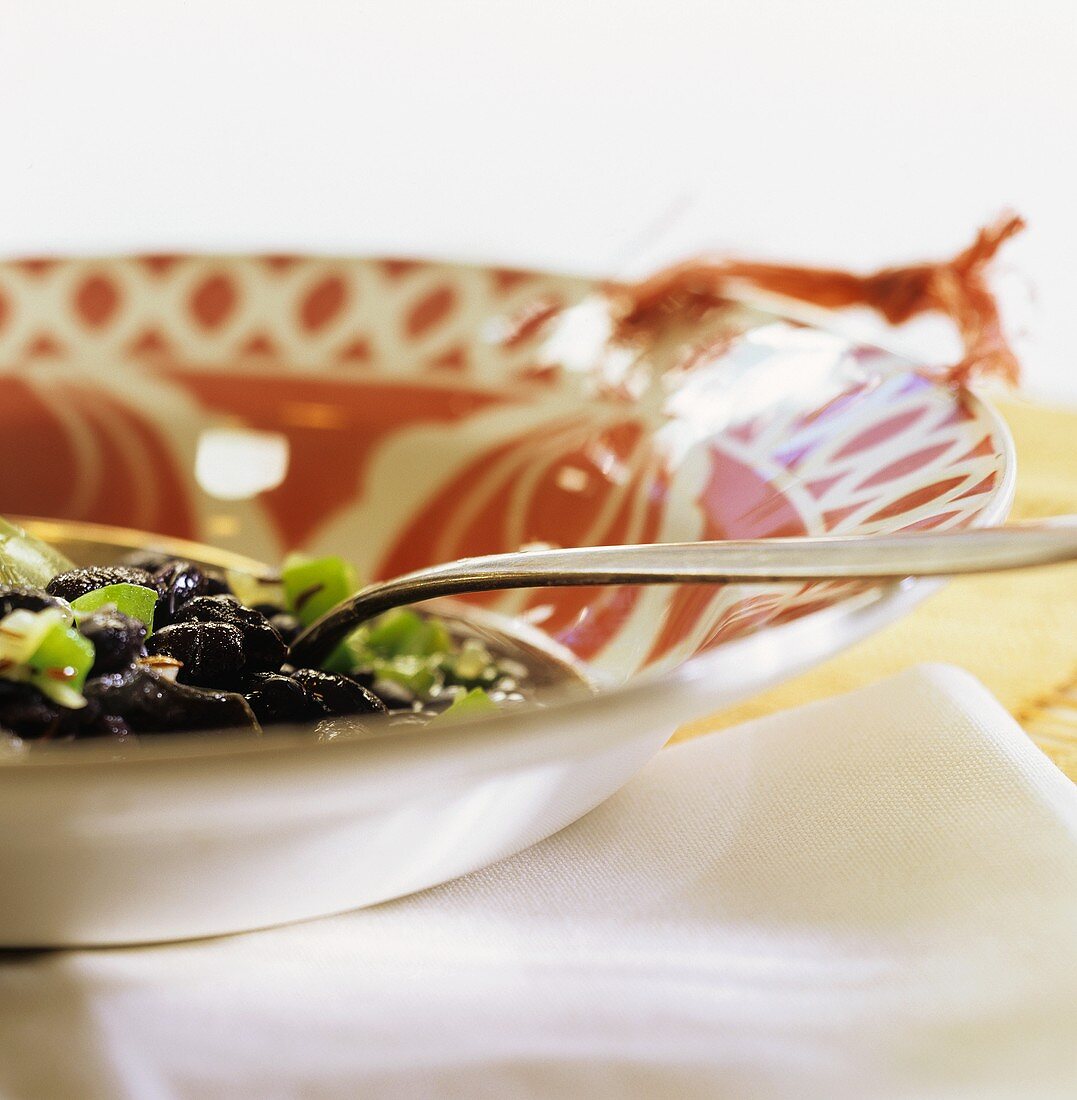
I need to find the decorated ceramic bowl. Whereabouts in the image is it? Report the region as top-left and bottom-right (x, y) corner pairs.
(0, 255), (1013, 944)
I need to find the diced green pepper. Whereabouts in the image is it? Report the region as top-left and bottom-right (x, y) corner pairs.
(0, 515), (76, 588)
(324, 607), (496, 703)
(0, 607), (93, 709)
(371, 656), (439, 697)
(436, 687), (496, 722)
(422, 618), (454, 659)
(319, 638), (360, 675)
(364, 609), (453, 659)
(0, 607), (68, 664)
(28, 620), (94, 694)
(71, 583), (158, 636)
(282, 553), (360, 627)
(441, 638), (498, 686)
(365, 609), (424, 656)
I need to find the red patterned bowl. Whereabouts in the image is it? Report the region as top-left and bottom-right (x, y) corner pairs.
(0, 255), (1013, 944)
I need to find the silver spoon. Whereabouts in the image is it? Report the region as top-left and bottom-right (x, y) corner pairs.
(16, 515), (1076, 669)
(288, 518), (1076, 665)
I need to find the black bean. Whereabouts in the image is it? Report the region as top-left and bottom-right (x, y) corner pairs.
(244, 672), (326, 725)
(81, 712), (135, 742)
(146, 621), (246, 688)
(368, 677), (417, 710)
(0, 584), (69, 618)
(203, 568), (231, 596)
(172, 595), (242, 627)
(46, 566), (157, 604)
(85, 666), (259, 734)
(289, 668), (388, 717)
(268, 612), (301, 645)
(0, 680), (61, 738)
(172, 595), (286, 674)
(76, 610), (147, 676)
(152, 560), (209, 625)
(0, 680), (98, 739)
(123, 553), (231, 598)
(120, 550), (173, 573)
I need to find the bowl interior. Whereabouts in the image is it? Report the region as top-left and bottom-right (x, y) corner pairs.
(0, 256), (1011, 688)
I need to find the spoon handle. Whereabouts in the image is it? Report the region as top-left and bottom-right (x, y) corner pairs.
(289, 518), (1077, 666)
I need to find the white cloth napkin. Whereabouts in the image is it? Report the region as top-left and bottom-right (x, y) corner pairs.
(1, 664), (1075, 1100)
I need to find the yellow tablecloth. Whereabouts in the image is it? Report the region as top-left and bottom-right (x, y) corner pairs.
(679, 398), (1077, 780)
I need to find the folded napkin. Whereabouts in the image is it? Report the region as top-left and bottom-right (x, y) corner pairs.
(1, 665), (1075, 1099)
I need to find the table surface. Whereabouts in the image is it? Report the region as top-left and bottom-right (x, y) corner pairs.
(2, 0), (1076, 402)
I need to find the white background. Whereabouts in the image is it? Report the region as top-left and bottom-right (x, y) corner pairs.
(2, 0), (1075, 401)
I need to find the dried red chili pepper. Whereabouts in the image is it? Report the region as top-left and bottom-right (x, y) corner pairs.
(612, 212), (1025, 387)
